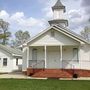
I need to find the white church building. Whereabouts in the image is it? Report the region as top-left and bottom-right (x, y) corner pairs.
(22, 0), (90, 78)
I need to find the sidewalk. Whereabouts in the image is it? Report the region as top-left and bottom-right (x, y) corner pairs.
(0, 74), (28, 79)
(0, 73), (90, 80)
(0, 73), (47, 79)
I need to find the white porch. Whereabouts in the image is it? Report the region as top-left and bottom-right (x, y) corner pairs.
(27, 45), (79, 69)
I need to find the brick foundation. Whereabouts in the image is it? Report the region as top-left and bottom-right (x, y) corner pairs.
(26, 68), (90, 78)
(22, 71), (27, 75)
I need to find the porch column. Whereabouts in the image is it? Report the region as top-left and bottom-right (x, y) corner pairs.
(44, 45), (47, 68)
(27, 47), (29, 68)
(60, 45), (63, 68)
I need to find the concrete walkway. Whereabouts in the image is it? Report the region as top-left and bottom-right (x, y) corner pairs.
(0, 74), (90, 80)
(60, 77), (90, 80)
(0, 74), (28, 79)
(0, 73), (47, 79)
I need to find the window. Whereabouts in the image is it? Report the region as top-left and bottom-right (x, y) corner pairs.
(73, 48), (79, 62)
(16, 58), (18, 66)
(51, 30), (55, 37)
(32, 49), (37, 60)
(3, 58), (7, 66)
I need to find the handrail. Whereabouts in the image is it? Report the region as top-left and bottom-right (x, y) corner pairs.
(62, 60), (75, 69)
(29, 60), (45, 69)
(32, 60), (45, 68)
(29, 59), (90, 70)
(62, 60), (75, 75)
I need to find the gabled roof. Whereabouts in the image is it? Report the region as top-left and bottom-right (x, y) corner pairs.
(52, 0), (65, 12)
(25, 25), (89, 45)
(55, 25), (89, 43)
(25, 26), (53, 45)
(0, 44), (22, 57)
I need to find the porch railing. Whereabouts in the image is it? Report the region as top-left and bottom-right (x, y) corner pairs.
(28, 60), (45, 69)
(28, 60), (90, 69)
(62, 60), (76, 69)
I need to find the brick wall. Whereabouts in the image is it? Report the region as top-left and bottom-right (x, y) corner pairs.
(26, 68), (90, 78)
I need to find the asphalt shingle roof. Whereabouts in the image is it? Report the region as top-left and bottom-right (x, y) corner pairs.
(0, 44), (22, 56)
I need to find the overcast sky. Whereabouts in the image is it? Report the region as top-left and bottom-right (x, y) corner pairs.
(0, 0), (90, 36)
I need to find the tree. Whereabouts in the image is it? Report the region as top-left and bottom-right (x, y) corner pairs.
(0, 19), (11, 45)
(80, 26), (90, 41)
(12, 30), (30, 47)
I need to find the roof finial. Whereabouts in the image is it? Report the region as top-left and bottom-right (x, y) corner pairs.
(52, 0), (66, 12)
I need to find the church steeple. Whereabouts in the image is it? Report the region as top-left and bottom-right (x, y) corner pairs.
(48, 0), (68, 27)
(52, 0), (66, 12)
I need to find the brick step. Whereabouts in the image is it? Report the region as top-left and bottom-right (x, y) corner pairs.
(31, 69), (72, 78)
(27, 68), (90, 78)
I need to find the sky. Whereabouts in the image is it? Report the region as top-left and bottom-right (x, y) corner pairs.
(0, 0), (90, 37)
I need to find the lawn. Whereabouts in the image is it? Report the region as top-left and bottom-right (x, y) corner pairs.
(0, 79), (90, 90)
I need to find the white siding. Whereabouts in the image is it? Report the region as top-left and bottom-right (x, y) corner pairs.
(0, 48), (22, 73)
(29, 29), (80, 46)
(79, 44), (90, 70)
(62, 45), (90, 70)
(29, 47), (44, 60)
(53, 9), (65, 19)
(80, 45), (90, 61)
(13, 58), (22, 71)
(0, 49), (13, 72)
(62, 46), (79, 60)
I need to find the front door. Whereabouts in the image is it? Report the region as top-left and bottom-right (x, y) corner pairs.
(47, 51), (60, 69)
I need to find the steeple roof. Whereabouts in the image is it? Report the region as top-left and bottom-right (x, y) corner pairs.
(52, 0), (65, 12)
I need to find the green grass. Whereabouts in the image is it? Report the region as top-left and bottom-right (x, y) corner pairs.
(0, 79), (90, 90)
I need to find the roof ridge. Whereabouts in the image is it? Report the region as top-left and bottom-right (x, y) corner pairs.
(54, 25), (89, 43)
(24, 25), (89, 45)
(0, 44), (22, 56)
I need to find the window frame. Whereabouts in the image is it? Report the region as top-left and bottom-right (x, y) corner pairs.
(16, 58), (18, 66)
(73, 48), (79, 62)
(3, 58), (8, 66)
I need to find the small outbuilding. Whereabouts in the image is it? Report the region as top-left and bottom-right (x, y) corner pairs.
(0, 44), (22, 73)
